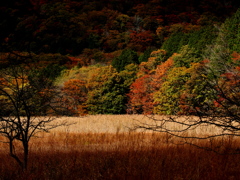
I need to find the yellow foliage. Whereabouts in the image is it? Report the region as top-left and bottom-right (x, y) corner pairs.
(150, 49), (166, 57)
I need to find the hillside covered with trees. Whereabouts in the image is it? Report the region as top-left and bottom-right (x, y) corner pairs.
(0, 0), (240, 115)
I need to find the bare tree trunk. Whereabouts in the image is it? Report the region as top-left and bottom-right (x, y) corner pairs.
(23, 140), (29, 170)
(9, 139), (24, 170)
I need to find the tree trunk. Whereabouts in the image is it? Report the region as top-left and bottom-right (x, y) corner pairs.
(23, 141), (29, 170)
(9, 139), (24, 170)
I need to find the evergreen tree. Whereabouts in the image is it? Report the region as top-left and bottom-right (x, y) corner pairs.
(204, 24), (232, 76)
(161, 32), (188, 58)
(112, 49), (138, 72)
(225, 8), (240, 52)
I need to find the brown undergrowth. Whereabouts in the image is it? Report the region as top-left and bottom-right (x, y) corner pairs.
(1, 131), (240, 180)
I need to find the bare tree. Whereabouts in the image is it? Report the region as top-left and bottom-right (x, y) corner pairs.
(0, 56), (67, 170)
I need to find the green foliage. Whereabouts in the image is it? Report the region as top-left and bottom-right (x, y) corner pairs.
(187, 25), (218, 56)
(112, 49), (138, 72)
(119, 64), (139, 87)
(87, 64), (138, 114)
(28, 54), (68, 86)
(114, 14), (130, 31)
(173, 45), (201, 68)
(162, 26), (218, 59)
(87, 76), (127, 114)
(138, 47), (155, 63)
(225, 8), (240, 52)
(161, 31), (188, 58)
(154, 66), (189, 115)
(179, 62), (215, 114)
(54, 64), (98, 89)
(204, 24), (232, 75)
(29, 64), (66, 87)
(1, 0), (240, 116)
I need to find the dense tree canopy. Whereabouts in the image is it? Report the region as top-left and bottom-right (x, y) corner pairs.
(1, 1), (240, 115)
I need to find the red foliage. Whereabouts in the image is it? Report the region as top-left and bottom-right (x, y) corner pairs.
(127, 57), (174, 114)
(165, 14), (180, 24)
(214, 61), (240, 110)
(128, 30), (154, 51)
(127, 74), (154, 114)
(30, 0), (48, 6)
(67, 57), (88, 68)
(30, 0), (48, 10)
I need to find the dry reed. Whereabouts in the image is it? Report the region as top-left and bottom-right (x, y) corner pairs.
(0, 115), (240, 180)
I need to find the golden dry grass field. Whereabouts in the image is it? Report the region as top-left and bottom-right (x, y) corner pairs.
(1, 115), (240, 180)
(52, 114), (224, 134)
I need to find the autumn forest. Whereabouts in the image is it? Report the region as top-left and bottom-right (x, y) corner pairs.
(1, 0), (240, 116)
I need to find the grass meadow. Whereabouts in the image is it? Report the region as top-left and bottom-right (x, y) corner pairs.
(1, 115), (240, 179)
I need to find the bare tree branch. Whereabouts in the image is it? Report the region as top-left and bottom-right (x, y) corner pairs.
(0, 55), (68, 170)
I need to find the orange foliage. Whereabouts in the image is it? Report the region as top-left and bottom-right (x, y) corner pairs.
(63, 79), (87, 100)
(150, 49), (167, 57)
(0, 78), (8, 87)
(62, 79), (88, 115)
(128, 54), (174, 114)
(11, 76), (28, 86)
(151, 57), (174, 92)
(232, 51), (240, 63)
